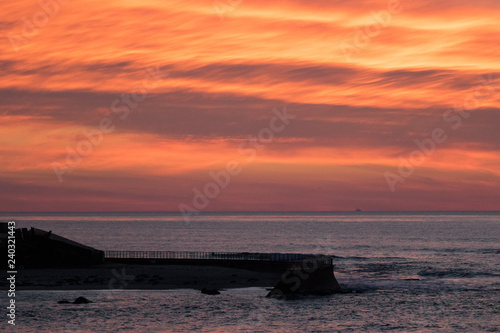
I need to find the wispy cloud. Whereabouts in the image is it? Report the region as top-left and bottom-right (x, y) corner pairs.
(1, 0), (499, 210)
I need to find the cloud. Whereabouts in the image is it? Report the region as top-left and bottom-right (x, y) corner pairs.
(1, 0), (499, 211)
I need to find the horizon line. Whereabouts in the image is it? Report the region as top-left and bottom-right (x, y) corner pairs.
(1, 210), (499, 214)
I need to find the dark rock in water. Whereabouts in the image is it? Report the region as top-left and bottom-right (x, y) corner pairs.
(73, 296), (92, 304)
(201, 288), (220, 295)
(267, 259), (342, 297)
(58, 297), (92, 304)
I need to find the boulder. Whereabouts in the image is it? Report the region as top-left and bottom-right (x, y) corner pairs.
(201, 288), (220, 295)
(267, 263), (342, 297)
(73, 296), (92, 304)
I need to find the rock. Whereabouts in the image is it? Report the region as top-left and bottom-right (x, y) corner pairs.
(201, 288), (220, 295)
(58, 297), (92, 304)
(267, 262), (342, 297)
(73, 296), (92, 304)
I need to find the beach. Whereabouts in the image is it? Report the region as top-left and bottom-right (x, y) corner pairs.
(8, 263), (281, 291)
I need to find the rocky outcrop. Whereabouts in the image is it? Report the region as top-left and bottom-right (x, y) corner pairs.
(201, 287), (220, 295)
(58, 296), (92, 304)
(267, 259), (341, 297)
(73, 296), (92, 304)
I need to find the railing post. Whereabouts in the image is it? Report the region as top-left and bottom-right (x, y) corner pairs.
(102, 251), (333, 268)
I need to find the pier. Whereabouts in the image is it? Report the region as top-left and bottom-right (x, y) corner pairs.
(105, 250), (333, 273)
(7, 225), (342, 295)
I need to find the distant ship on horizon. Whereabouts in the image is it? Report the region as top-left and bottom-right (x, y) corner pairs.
(355, 208), (362, 212)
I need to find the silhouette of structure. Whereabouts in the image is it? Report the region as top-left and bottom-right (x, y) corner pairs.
(14, 226), (104, 267)
(105, 250), (323, 273)
(4, 225), (342, 294)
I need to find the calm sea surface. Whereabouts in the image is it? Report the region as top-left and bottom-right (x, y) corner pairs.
(1, 212), (499, 332)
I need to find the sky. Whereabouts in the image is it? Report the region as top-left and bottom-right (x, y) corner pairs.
(1, 0), (499, 212)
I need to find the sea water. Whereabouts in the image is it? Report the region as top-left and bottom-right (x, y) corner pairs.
(1, 212), (499, 332)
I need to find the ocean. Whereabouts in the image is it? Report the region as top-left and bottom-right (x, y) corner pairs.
(1, 212), (499, 332)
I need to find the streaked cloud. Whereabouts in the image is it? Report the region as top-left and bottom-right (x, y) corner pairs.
(1, 0), (499, 211)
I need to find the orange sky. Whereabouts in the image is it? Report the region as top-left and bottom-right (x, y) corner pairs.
(1, 0), (499, 211)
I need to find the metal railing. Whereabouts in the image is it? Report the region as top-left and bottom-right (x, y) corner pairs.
(105, 250), (332, 266)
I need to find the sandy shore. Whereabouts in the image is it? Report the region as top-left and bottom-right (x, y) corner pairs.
(4, 263), (281, 291)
